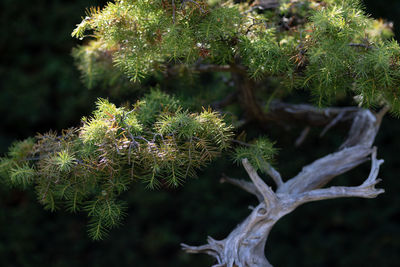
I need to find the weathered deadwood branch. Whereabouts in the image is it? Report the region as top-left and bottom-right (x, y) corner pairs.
(320, 111), (345, 137)
(259, 162), (283, 188)
(295, 126), (310, 147)
(266, 101), (360, 127)
(242, 158), (278, 209)
(181, 236), (224, 261)
(220, 174), (263, 202)
(277, 106), (385, 195)
(182, 103), (387, 267)
(290, 148), (384, 207)
(232, 67), (362, 128)
(278, 145), (372, 194)
(182, 148), (384, 266)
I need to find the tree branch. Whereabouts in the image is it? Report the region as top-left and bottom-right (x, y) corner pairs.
(242, 159), (278, 209)
(278, 145), (372, 194)
(181, 236), (225, 265)
(259, 162), (283, 188)
(277, 107), (382, 194)
(266, 101), (359, 127)
(233, 72), (271, 126)
(182, 105), (387, 267)
(220, 174), (263, 202)
(290, 148), (384, 206)
(320, 111), (345, 137)
(295, 126), (310, 147)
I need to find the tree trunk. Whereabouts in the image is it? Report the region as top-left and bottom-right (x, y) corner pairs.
(182, 105), (387, 267)
(182, 202), (290, 267)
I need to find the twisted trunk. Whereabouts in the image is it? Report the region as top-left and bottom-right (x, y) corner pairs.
(182, 203), (287, 267)
(182, 104), (387, 266)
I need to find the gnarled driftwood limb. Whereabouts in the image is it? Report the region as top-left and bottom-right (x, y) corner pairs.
(182, 103), (387, 267)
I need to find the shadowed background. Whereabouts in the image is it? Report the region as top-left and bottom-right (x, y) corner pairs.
(1, 0), (399, 266)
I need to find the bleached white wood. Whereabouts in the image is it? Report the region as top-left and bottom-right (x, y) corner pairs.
(182, 105), (386, 267)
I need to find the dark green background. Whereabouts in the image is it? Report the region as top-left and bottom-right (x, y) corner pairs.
(1, 1), (399, 266)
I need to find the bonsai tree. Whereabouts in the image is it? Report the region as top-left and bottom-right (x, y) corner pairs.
(1, 0), (399, 266)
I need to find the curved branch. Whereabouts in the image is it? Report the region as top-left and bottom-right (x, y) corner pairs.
(182, 103), (388, 267)
(277, 107), (383, 194)
(181, 236), (225, 266)
(259, 162), (283, 188)
(278, 145), (372, 194)
(290, 147), (384, 207)
(220, 174), (263, 202)
(242, 159), (278, 209)
(266, 101), (359, 127)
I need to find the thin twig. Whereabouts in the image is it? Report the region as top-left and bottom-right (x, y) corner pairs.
(295, 126), (310, 147)
(220, 174), (263, 202)
(259, 162), (283, 188)
(320, 111), (345, 137)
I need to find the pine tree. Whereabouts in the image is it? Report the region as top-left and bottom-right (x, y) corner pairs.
(1, 0), (399, 266)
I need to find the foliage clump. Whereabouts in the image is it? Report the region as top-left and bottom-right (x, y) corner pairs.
(71, 0), (400, 114)
(234, 137), (277, 173)
(0, 90), (233, 239)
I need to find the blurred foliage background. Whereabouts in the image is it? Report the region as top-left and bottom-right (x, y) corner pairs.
(1, 0), (400, 266)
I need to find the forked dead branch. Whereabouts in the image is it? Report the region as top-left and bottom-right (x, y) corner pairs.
(182, 104), (386, 267)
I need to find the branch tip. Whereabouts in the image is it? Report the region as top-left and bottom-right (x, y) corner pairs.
(242, 158), (278, 207)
